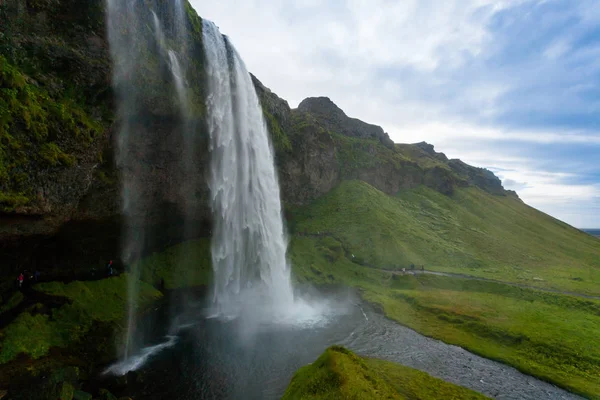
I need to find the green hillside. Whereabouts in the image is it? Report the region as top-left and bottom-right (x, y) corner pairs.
(282, 346), (488, 400)
(290, 180), (600, 295)
(288, 180), (600, 398)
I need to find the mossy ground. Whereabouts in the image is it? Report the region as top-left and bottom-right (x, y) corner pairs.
(0, 291), (24, 314)
(0, 275), (161, 364)
(282, 346), (488, 400)
(135, 238), (212, 290)
(288, 180), (600, 398)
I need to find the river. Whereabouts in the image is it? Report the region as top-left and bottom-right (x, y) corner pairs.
(106, 290), (581, 400)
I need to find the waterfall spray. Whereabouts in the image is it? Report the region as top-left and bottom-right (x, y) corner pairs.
(106, 0), (193, 362)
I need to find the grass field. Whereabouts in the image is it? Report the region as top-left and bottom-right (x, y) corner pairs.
(290, 180), (600, 295)
(282, 346), (489, 399)
(288, 180), (600, 398)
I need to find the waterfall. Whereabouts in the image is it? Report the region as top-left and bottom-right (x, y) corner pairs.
(106, 0), (192, 361)
(105, 1), (323, 373)
(202, 21), (294, 318)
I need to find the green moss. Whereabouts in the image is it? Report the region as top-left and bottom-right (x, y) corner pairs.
(0, 291), (24, 313)
(0, 191), (30, 212)
(283, 346), (488, 399)
(185, 2), (203, 37)
(39, 142), (76, 166)
(94, 170), (115, 186)
(0, 276), (161, 364)
(135, 238), (212, 289)
(264, 110), (291, 153)
(0, 311), (57, 363)
(0, 56), (105, 201)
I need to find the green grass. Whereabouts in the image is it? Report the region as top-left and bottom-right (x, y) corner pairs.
(366, 358), (488, 400)
(135, 238), (212, 289)
(0, 275), (161, 364)
(291, 180), (600, 295)
(290, 238), (600, 398)
(288, 180), (600, 398)
(365, 276), (600, 398)
(282, 346), (488, 400)
(0, 291), (24, 314)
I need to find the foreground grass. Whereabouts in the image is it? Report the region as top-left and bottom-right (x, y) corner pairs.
(0, 291), (24, 314)
(289, 234), (600, 398)
(0, 275), (161, 363)
(282, 346), (488, 399)
(290, 181), (600, 295)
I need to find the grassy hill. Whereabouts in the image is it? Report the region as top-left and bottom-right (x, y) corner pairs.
(290, 180), (600, 295)
(282, 346), (488, 400)
(288, 180), (600, 398)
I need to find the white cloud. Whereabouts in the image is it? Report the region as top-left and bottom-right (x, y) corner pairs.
(189, 0), (600, 227)
(544, 39), (571, 60)
(191, 0), (524, 106)
(388, 121), (600, 145)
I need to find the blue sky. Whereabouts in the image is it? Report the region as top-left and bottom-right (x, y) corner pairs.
(192, 0), (600, 228)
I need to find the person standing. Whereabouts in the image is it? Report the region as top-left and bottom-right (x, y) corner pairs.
(107, 260), (114, 276)
(18, 273), (24, 288)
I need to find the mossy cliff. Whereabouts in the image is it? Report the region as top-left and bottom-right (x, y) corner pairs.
(0, 0), (212, 287)
(252, 77), (515, 205)
(0, 0), (111, 220)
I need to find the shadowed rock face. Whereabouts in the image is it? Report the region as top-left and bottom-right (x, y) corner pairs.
(297, 97), (395, 149)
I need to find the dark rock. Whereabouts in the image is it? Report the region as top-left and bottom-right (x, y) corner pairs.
(297, 97), (394, 149)
(414, 141), (449, 162)
(448, 159), (505, 196)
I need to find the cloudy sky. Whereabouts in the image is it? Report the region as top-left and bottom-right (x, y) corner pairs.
(191, 0), (600, 228)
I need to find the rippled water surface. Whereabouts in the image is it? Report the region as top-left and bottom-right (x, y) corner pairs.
(121, 296), (581, 400)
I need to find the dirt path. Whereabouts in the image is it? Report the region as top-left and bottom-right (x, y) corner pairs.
(380, 268), (600, 300)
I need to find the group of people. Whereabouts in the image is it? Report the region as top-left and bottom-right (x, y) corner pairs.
(401, 264), (425, 274)
(16, 260), (116, 290)
(16, 270), (40, 288)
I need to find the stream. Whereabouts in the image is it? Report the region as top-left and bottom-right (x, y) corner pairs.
(109, 291), (581, 400)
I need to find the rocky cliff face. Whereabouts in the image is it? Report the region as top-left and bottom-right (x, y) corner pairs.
(0, 0), (514, 281)
(0, 0), (114, 234)
(297, 97), (395, 149)
(0, 0), (211, 240)
(254, 82), (512, 204)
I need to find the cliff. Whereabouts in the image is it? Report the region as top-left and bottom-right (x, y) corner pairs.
(1, 0), (513, 281)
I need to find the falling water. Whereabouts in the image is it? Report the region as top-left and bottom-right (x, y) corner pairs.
(106, 0), (192, 362)
(203, 21), (295, 319)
